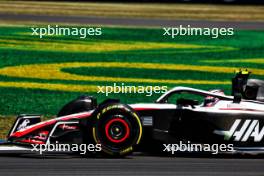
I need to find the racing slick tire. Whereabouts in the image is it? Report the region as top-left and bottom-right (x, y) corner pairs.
(92, 103), (142, 156)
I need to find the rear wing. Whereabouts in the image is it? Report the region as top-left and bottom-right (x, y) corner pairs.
(7, 114), (41, 138)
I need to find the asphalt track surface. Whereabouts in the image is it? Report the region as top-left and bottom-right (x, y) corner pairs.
(0, 13), (264, 29)
(0, 153), (263, 176)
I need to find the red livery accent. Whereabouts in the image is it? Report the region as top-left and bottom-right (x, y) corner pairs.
(10, 112), (92, 138)
(17, 139), (45, 145)
(105, 118), (130, 143)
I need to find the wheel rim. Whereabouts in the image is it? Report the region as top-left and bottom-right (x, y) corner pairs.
(105, 118), (130, 143)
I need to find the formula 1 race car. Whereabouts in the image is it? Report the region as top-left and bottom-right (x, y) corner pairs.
(1, 70), (264, 156)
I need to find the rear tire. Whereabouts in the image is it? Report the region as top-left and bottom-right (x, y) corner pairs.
(92, 103), (142, 156)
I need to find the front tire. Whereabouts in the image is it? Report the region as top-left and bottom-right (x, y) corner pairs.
(92, 103), (142, 156)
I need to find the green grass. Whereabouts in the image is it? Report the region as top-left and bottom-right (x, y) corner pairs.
(0, 25), (264, 138)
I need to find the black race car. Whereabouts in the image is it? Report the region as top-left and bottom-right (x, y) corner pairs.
(1, 70), (264, 156)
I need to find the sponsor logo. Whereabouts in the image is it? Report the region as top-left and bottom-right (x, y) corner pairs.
(17, 119), (30, 131)
(214, 119), (264, 142)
